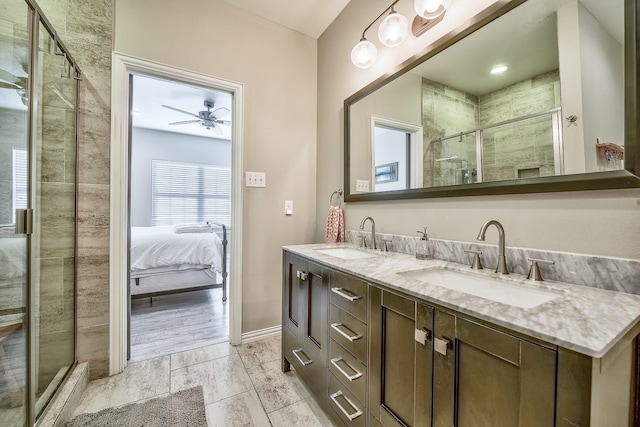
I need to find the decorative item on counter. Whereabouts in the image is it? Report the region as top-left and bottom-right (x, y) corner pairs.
(596, 138), (624, 171)
(325, 189), (345, 243)
(416, 227), (435, 260)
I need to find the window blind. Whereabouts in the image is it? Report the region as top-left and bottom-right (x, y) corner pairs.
(151, 159), (231, 227)
(12, 148), (27, 223)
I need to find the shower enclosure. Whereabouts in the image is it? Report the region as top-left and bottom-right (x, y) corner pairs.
(429, 108), (564, 187)
(0, 0), (80, 425)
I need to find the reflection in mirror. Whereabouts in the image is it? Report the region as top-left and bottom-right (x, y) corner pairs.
(347, 0), (631, 197)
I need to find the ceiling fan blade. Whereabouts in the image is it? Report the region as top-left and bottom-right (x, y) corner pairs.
(211, 107), (230, 117)
(162, 105), (199, 118)
(0, 81), (21, 89)
(215, 119), (232, 126)
(211, 123), (223, 135)
(0, 68), (23, 88)
(169, 120), (201, 125)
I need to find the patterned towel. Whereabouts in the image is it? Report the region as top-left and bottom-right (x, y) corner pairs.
(324, 205), (345, 243)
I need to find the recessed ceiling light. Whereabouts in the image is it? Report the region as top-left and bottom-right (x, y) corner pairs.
(490, 65), (508, 75)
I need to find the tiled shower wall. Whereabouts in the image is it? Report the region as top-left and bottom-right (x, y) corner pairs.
(37, 0), (113, 380)
(422, 70), (561, 185)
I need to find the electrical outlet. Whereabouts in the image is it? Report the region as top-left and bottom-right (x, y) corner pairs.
(356, 180), (369, 192)
(284, 200), (293, 215)
(246, 171), (266, 187)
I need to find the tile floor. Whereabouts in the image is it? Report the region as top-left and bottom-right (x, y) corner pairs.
(71, 336), (340, 426)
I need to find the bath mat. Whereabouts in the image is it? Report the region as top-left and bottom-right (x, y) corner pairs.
(66, 386), (207, 427)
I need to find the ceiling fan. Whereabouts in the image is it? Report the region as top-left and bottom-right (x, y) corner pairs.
(162, 100), (231, 135)
(0, 67), (28, 106)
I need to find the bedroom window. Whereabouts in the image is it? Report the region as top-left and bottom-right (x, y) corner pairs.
(151, 159), (231, 227)
(12, 148), (28, 223)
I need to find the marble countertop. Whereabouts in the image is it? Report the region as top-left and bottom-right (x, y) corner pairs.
(283, 243), (640, 358)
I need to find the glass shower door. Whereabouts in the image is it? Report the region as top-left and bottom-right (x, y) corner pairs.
(32, 20), (77, 418)
(0, 0), (30, 425)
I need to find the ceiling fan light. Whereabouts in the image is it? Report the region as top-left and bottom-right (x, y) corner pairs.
(378, 10), (409, 47)
(414, 0), (451, 19)
(351, 38), (378, 69)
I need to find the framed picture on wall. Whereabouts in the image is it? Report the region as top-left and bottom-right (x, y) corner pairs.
(375, 162), (398, 183)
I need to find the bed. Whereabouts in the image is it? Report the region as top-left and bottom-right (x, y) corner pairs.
(129, 222), (228, 301)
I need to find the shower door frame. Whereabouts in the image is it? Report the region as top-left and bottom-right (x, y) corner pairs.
(18, 1), (82, 425)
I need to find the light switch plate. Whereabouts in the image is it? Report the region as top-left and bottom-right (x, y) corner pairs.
(246, 171), (266, 187)
(284, 200), (293, 215)
(356, 180), (369, 192)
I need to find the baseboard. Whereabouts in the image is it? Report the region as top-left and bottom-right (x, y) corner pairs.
(241, 325), (281, 344)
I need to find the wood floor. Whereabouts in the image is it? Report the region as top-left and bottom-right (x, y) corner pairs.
(130, 288), (228, 362)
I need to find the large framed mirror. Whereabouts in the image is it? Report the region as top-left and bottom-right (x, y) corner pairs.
(345, 0), (640, 201)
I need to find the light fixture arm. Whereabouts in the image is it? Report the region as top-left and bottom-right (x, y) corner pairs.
(361, 0), (401, 39)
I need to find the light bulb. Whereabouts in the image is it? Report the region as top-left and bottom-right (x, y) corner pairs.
(414, 0), (450, 19)
(351, 39), (377, 69)
(378, 11), (409, 47)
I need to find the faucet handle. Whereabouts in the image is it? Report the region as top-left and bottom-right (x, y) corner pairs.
(464, 250), (483, 270)
(527, 258), (555, 281)
(382, 239), (393, 253)
(359, 236), (367, 249)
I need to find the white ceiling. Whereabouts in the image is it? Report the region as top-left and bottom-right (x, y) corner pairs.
(131, 75), (233, 140)
(217, 0), (352, 39)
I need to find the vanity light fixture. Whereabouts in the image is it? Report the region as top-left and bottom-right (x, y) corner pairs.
(351, 0), (409, 68)
(412, 0), (452, 36)
(490, 64), (509, 75)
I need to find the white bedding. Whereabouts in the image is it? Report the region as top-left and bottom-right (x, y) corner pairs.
(130, 226), (223, 276)
(0, 235), (26, 281)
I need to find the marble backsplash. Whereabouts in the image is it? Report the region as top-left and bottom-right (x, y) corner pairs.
(346, 230), (640, 295)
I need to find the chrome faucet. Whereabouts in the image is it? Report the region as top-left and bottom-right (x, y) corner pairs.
(359, 216), (376, 250)
(476, 220), (509, 274)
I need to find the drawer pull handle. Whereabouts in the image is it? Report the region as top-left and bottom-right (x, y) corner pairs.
(330, 390), (363, 421)
(296, 270), (308, 281)
(330, 357), (363, 381)
(331, 323), (362, 342)
(292, 348), (313, 366)
(331, 287), (362, 302)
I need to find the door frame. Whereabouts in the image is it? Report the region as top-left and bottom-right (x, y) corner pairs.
(109, 53), (244, 375)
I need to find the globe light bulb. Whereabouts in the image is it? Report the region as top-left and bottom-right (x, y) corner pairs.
(351, 39), (377, 69)
(378, 11), (409, 47)
(414, 0), (450, 19)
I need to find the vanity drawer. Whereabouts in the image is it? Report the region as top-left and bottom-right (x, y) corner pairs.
(329, 372), (366, 427)
(329, 338), (367, 404)
(283, 327), (327, 395)
(330, 271), (368, 322)
(330, 304), (368, 363)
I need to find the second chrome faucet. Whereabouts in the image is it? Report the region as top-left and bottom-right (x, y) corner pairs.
(476, 219), (509, 274)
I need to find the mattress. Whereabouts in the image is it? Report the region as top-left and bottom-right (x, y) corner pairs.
(130, 226), (223, 277)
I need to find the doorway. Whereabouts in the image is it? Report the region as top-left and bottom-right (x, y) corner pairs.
(110, 54), (244, 374)
(127, 74), (233, 361)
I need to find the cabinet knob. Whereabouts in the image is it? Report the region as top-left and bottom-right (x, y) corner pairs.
(296, 270), (309, 281)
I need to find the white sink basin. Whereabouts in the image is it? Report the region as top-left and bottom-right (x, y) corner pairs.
(397, 268), (559, 309)
(315, 247), (377, 260)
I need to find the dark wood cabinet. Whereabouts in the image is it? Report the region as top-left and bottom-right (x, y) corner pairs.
(433, 311), (556, 427)
(282, 252), (328, 395)
(282, 250), (638, 427)
(369, 287), (434, 427)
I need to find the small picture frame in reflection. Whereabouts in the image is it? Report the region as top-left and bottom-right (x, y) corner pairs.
(375, 162), (398, 183)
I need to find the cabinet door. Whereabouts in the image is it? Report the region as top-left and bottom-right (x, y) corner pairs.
(433, 311), (556, 427)
(369, 288), (434, 427)
(304, 261), (328, 359)
(283, 253), (305, 339)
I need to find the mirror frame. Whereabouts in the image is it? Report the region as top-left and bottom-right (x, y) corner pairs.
(344, 0), (640, 202)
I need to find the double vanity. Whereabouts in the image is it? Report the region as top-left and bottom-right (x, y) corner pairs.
(282, 238), (640, 426)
